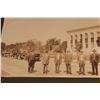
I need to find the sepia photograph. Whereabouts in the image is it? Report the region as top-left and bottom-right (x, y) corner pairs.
(1, 18), (100, 82)
(1, 1), (100, 100)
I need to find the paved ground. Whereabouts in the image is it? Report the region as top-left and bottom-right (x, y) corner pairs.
(1, 57), (100, 77)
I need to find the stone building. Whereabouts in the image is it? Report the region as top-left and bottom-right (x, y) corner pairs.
(67, 25), (100, 53)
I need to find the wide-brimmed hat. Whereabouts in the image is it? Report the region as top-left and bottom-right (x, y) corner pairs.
(80, 50), (84, 53)
(92, 49), (96, 52)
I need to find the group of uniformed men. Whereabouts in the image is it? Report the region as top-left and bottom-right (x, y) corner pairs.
(27, 49), (100, 75)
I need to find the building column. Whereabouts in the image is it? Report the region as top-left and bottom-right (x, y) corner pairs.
(82, 33), (85, 51)
(67, 34), (71, 51)
(88, 33), (91, 51)
(94, 32), (97, 48)
(77, 34), (80, 42)
(73, 34), (75, 50)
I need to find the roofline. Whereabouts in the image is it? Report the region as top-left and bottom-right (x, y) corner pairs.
(67, 25), (100, 33)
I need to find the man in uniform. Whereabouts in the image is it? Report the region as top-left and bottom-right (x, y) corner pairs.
(64, 50), (72, 74)
(54, 50), (62, 73)
(77, 51), (86, 75)
(27, 51), (40, 73)
(41, 50), (50, 74)
(90, 49), (99, 75)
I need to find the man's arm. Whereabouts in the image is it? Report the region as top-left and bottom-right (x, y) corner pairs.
(90, 54), (92, 63)
(97, 54), (100, 63)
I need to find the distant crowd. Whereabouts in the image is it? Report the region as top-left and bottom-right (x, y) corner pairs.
(2, 49), (27, 60)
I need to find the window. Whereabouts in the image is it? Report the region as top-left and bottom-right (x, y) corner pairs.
(80, 34), (83, 48)
(80, 34), (82, 43)
(91, 32), (94, 48)
(71, 35), (73, 43)
(85, 33), (88, 48)
(71, 35), (73, 49)
(97, 31), (100, 47)
(75, 34), (77, 46)
(91, 32), (94, 42)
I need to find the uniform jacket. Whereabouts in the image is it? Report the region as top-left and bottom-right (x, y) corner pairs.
(41, 53), (50, 65)
(77, 53), (86, 65)
(64, 52), (72, 64)
(90, 53), (100, 63)
(54, 52), (62, 65)
(27, 54), (35, 66)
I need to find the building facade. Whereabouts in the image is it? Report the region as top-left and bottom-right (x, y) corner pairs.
(67, 25), (100, 53)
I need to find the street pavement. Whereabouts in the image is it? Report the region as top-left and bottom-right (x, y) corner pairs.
(1, 57), (100, 77)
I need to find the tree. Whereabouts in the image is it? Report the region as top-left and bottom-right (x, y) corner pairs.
(45, 38), (56, 51)
(45, 38), (61, 52)
(61, 41), (67, 52)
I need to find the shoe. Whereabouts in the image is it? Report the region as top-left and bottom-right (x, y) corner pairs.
(83, 73), (85, 75)
(43, 71), (45, 74)
(92, 73), (95, 75)
(64, 70), (67, 73)
(28, 71), (32, 73)
(33, 70), (37, 73)
(69, 72), (72, 75)
(67, 71), (69, 74)
(55, 71), (58, 73)
(47, 70), (49, 72)
(96, 73), (98, 76)
(78, 72), (81, 75)
(46, 71), (48, 74)
(56, 71), (59, 73)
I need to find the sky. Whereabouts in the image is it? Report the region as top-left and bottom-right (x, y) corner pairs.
(1, 18), (100, 45)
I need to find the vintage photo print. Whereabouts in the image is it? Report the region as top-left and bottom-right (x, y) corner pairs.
(1, 18), (100, 83)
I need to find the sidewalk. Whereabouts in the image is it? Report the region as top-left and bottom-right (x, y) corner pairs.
(1, 57), (100, 77)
